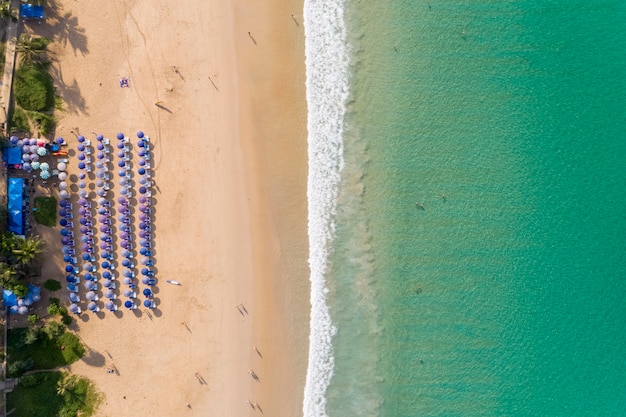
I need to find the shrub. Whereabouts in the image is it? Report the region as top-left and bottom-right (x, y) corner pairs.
(23, 326), (40, 345)
(28, 111), (55, 135)
(47, 304), (61, 316)
(14, 63), (54, 112)
(8, 358), (34, 377)
(42, 321), (66, 340)
(19, 373), (45, 388)
(34, 197), (57, 227)
(61, 315), (73, 326)
(44, 279), (62, 292)
(10, 106), (30, 133)
(27, 314), (39, 325)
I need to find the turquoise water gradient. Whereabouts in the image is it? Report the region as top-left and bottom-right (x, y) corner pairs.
(324, 1), (626, 416)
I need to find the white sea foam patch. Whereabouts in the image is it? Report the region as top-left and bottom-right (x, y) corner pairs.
(302, 0), (350, 416)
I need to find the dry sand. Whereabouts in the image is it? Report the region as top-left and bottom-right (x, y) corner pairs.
(25, 0), (310, 415)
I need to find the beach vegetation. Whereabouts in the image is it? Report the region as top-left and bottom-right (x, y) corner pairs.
(7, 371), (102, 417)
(7, 324), (85, 376)
(34, 196), (57, 226)
(0, 2), (17, 21)
(12, 235), (44, 267)
(15, 34), (51, 65)
(14, 62), (55, 112)
(10, 106), (30, 133)
(44, 278), (62, 292)
(27, 314), (39, 325)
(47, 297), (68, 317)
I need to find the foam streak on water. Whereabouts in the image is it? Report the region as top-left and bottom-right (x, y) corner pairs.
(302, 0), (350, 416)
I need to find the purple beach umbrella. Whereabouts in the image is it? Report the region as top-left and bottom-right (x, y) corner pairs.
(78, 162), (86, 170)
(77, 153), (86, 161)
(78, 135), (85, 143)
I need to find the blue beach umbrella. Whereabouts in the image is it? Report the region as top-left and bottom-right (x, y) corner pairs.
(86, 291), (97, 301)
(103, 271), (112, 279)
(78, 162), (86, 170)
(138, 167), (146, 175)
(117, 133), (124, 140)
(143, 288), (152, 297)
(66, 275), (76, 283)
(63, 255), (72, 263)
(124, 300), (134, 309)
(65, 265), (74, 273)
(124, 289), (134, 297)
(105, 290), (115, 299)
(106, 301), (116, 311)
(69, 293), (80, 303)
(97, 134), (104, 141)
(137, 131), (144, 138)
(88, 302), (98, 312)
(77, 135), (85, 143)
(69, 303), (80, 314)
(143, 299), (154, 308)
(77, 143), (85, 152)
(67, 283), (78, 292)
(62, 245), (71, 254)
(77, 153), (86, 161)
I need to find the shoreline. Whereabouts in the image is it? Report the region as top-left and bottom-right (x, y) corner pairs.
(25, 0), (310, 416)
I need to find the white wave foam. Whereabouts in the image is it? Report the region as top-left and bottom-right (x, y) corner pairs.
(302, 0), (350, 416)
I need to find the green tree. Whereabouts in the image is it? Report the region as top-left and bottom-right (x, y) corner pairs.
(15, 34), (50, 65)
(12, 235), (44, 267)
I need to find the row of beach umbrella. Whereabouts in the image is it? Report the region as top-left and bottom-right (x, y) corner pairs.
(62, 132), (158, 313)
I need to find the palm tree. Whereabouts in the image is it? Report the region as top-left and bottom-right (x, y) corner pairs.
(0, 262), (16, 287)
(15, 34), (51, 65)
(0, 3), (16, 21)
(56, 374), (77, 396)
(12, 235), (44, 267)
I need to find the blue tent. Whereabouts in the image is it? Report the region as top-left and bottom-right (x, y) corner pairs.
(2, 147), (23, 165)
(3, 290), (18, 307)
(20, 4), (44, 19)
(7, 178), (24, 235)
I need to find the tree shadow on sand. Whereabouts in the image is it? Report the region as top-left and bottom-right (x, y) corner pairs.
(42, 0), (89, 58)
(49, 64), (88, 115)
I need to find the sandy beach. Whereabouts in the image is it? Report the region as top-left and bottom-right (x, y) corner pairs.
(25, 0), (310, 415)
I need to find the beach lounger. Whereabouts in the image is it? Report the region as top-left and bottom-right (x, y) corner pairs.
(84, 139), (91, 146)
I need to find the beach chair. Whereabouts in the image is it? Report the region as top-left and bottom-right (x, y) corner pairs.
(86, 165), (92, 173)
(103, 138), (110, 145)
(85, 148), (92, 155)
(84, 139), (91, 146)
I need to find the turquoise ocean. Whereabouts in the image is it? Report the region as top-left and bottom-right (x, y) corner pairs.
(302, 1), (626, 416)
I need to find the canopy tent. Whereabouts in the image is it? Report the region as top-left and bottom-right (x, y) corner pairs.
(20, 4), (45, 19)
(2, 147), (23, 165)
(7, 178), (25, 235)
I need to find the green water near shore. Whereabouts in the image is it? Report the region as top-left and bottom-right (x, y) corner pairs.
(323, 1), (626, 415)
